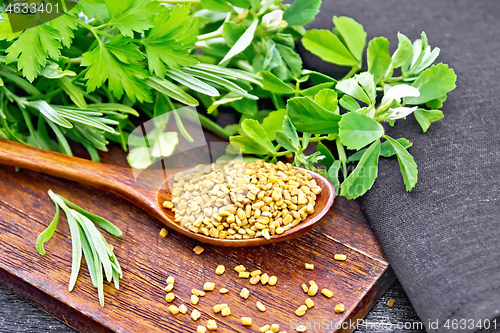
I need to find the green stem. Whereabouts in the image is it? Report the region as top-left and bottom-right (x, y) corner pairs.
(336, 137), (347, 179)
(157, 0), (201, 3)
(341, 65), (360, 81)
(198, 31), (223, 42)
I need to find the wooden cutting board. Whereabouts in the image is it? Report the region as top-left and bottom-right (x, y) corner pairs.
(0, 138), (395, 333)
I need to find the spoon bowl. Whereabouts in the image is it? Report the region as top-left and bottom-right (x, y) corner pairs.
(0, 139), (335, 247)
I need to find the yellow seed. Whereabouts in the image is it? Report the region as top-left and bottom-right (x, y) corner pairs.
(163, 201), (174, 209)
(178, 304), (188, 314)
(387, 298), (396, 308)
(241, 317), (252, 326)
(334, 254), (347, 261)
(215, 265), (225, 275)
(304, 263), (314, 270)
(219, 288), (229, 294)
(301, 284), (309, 293)
(221, 307), (231, 317)
(207, 319), (217, 331)
(321, 288), (334, 298)
(168, 305), (179, 315)
(250, 275), (261, 285)
(256, 301), (266, 312)
(268, 275), (278, 286)
(239, 271), (250, 278)
(159, 228), (169, 238)
(259, 325), (271, 332)
(305, 298), (314, 308)
(297, 323), (307, 332)
(234, 265), (246, 273)
(191, 309), (201, 321)
(308, 284), (318, 296)
(191, 294), (199, 305)
(250, 269), (261, 276)
(203, 282), (215, 291)
(261, 273), (270, 285)
(192, 289), (206, 297)
(193, 246), (205, 255)
(166, 276), (175, 285)
(197, 326), (207, 333)
(240, 288), (250, 299)
(164, 284), (174, 292)
(213, 303), (228, 313)
(295, 304), (307, 316)
(309, 280), (316, 286)
(335, 304), (345, 313)
(165, 293), (175, 302)
(271, 324), (280, 332)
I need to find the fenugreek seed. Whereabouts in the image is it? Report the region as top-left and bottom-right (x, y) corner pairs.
(297, 323), (307, 332)
(268, 276), (278, 286)
(191, 294), (199, 305)
(301, 284), (309, 293)
(250, 275), (261, 285)
(192, 289), (205, 297)
(207, 319), (217, 331)
(179, 304), (188, 314)
(276, 227), (285, 234)
(271, 324), (280, 332)
(197, 326), (206, 333)
(309, 280), (316, 286)
(240, 287), (250, 299)
(234, 265), (246, 273)
(191, 309), (201, 321)
(166, 276), (175, 285)
(305, 263), (314, 270)
(305, 298), (314, 308)
(334, 254), (347, 261)
(239, 271), (250, 278)
(308, 283), (318, 296)
(256, 301), (266, 312)
(321, 288), (334, 298)
(335, 304), (345, 313)
(221, 307), (231, 317)
(159, 228), (169, 238)
(259, 325), (271, 332)
(262, 229), (271, 240)
(168, 305), (179, 315)
(213, 303), (228, 313)
(215, 265), (225, 275)
(165, 284), (174, 292)
(193, 246), (205, 255)
(241, 317), (252, 326)
(295, 305), (307, 316)
(219, 288), (229, 294)
(387, 298), (396, 308)
(204, 282), (215, 291)
(249, 269), (260, 277)
(165, 293), (175, 302)
(261, 273), (270, 285)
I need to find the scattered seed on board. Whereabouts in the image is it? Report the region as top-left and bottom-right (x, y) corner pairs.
(301, 284), (309, 293)
(192, 289), (206, 297)
(215, 265), (225, 275)
(165, 293), (175, 302)
(305, 263), (314, 270)
(334, 254), (347, 261)
(191, 294), (199, 305)
(221, 307), (231, 317)
(261, 273), (270, 285)
(387, 298), (396, 307)
(250, 270), (261, 277)
(271, 324), (280, 332)
(178, 304), (187, 314)
(219, 288), (229, 294)
(268, 275), (278, 286)
(197, 326), (207, 333)
(250, 275), (261, 285)
(335, 304), (345, 313)
(207, 319), (217, 331)
(168, 305), (179, 315)
(166, 276), (175, 285)
(305, 298), (314, 308)
(321, 288), (333, 298)
(204, 282), (215, 291)
(297, 323), (307, 332)
(234, 265), (246, 272)
(213, 303), (228, 313)
(309, 280), (316, 286)
(308, 283), (318, 296)
(193, 246), (205, 255)
(295, 305), (307, 316)
(239, 271), (250, 278)
(256, 301), (266, 312)
(260, 325), (270, 332)
(164, 284), (174, 292)
(240, 288), (250, 299)
(241, 317), (253, 326)
(159, 228), (168, 238)
(191, 309), (201, 321)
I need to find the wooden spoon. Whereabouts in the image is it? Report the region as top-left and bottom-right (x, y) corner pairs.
(0, 139), (335, 247)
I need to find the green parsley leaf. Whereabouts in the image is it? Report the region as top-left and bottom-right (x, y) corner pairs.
(338, 111), (384, 150)
(384, 136), (418, 191)
(414, 109), (444, 133)
(105, 0), (161, 37)
(283, 0), (321, 26)
(404, 64), (457, 105)
(367, 37), (391, 84)
(287, 97), (342, 134)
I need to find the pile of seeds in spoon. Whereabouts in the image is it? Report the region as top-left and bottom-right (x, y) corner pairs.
(162, 160), (321, 240)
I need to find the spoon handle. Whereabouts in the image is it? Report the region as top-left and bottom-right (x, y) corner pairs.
(0, 139), (146, 201)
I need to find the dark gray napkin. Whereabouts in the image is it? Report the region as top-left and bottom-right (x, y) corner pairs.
(303, 0), (500, 332)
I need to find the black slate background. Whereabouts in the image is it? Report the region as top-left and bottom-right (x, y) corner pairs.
(2, 0), (500, 332)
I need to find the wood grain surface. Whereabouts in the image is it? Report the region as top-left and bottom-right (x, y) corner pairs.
(0, 135), (395, 332)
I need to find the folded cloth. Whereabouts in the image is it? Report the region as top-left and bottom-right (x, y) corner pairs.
(303, 0), (500, 332)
